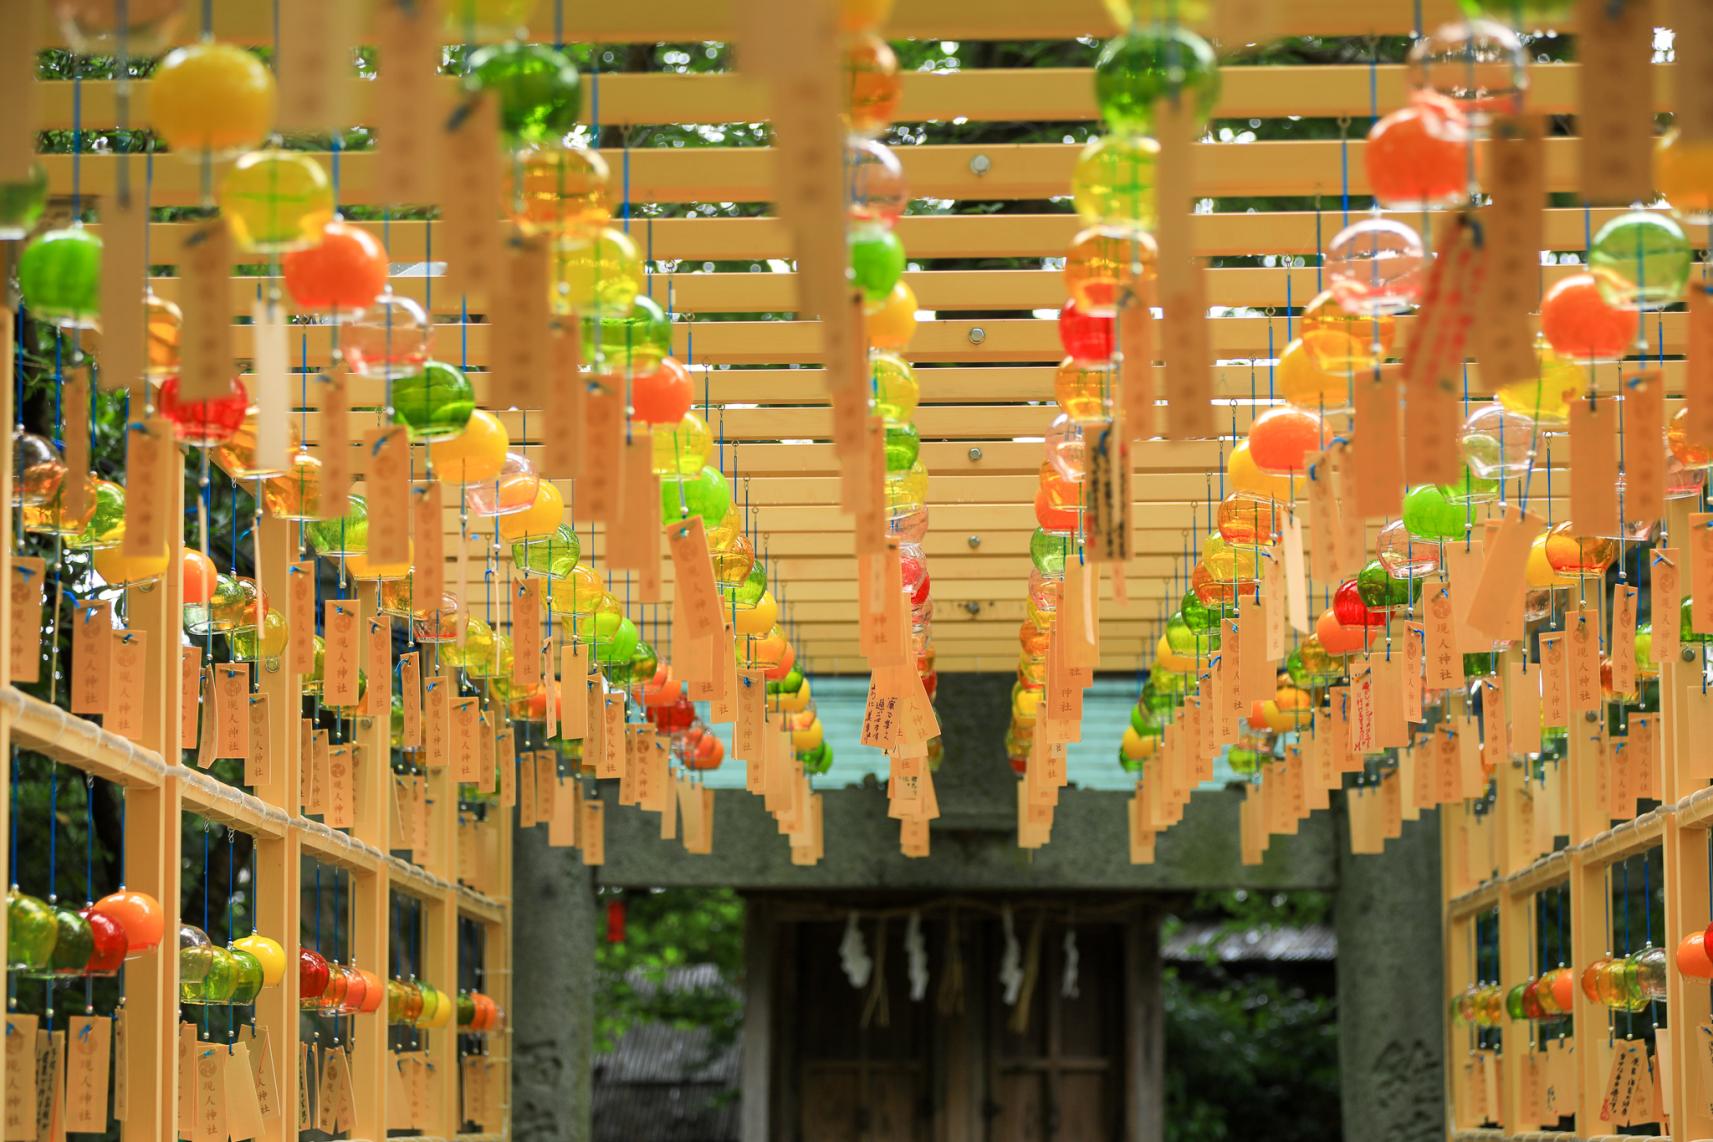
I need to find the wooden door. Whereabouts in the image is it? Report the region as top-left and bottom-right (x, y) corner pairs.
(987, 922), (1124, 1141)
(788, 920), (933, 1142)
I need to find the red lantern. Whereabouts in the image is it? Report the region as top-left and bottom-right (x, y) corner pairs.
(91, 889), (164, 958)
(1333, 579), (1386, 627)
(901, 545), (931, 605)
(1315, 607), (1375, 655)
(1009, 754), (1027, 776)
(158, 374), (249, 447)
(1057, 299), (1114, 362)
(1540, 273), (1635, 363)
(764, 643), (797, 681)
(338, 964), (368, 1014)
(652, 695), (695, 734)
(922, 669), (938, 701)
(1364, 93), (1470, 210)
(356, 967), (385, 1014)
(181, 549), (217, 606)
(282, 220), (389, 312)
(687, 732), (724, 770)
(80, 907), (128, 975)
(1678, 930), (1713, 978)
(1247, 407), (1324, 475)
(1034, 487), (1079, 533)
(605, 897), (626, 944)
(473, 992), (498, 1031)
(631, 356), (692, 425)
(641, 665), (679, 708)
(298, 948), (331, 1003)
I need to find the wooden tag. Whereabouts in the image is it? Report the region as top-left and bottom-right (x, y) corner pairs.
(98, 191), (147, 394)
(1577, 0), (1656, 204)
(1464, 508), (1543, 640)
(438, 92), (504, 305)
(513, 580), (543, 685)
(363, 426), (413, 567)
(287, 561), (315, 675)
(193, 1044), (227, 1142)
(105, 632), (148, 742)
(495, 726), (518, 806)
(1085, 418), (1132, 563)
(328, 1046), (357, 1132)
(1118, 293), (1154, 437)
(1400, 213), (1482, 486)
(491, 236), (553, 410)
(275, 0), (357, 133)
(423, 677), (450, 767)
(69, 600), (112, 716)
(0, 0), (38, 183)
(580, 385), (625, 523)
(365, 612), (393, 713)
(580, 799), (605, 865)
(452, 697), (480, 783)
(296, 1044), (311, 1131)
(176, 219), (234, 400)
(1568, 608), (1602, 715)
(1689, 288), (1713, 447)
(62, 1020), (107, 1136)
(1568, 396), (1620, 536)
(1474, 116), (1545, 389)
(1349, 368), (1402, 520)
(1538, 631), (1568, 728)
(1602, 1038), (1652, 1126)
(1694, 517), (1713, 635)
(250, 297), (290, 476)
(398, 651), (422, 748)
(4, 1016), (38, 1139)
(1423, 581), (1463, 690)
(315, 1045), (339, 1133)
(1153, 96), (1212, 439)
(6, 557), (43, 684)
(1612, 584), (1639, 696)
(1622, 373), (1666, 523)
(324, 745), (355, 828)
(667, 516), (724, 639)
(225, 1042), (264, 1141)
(1694, 1022), (1713, 1118)
(544, 323), (584, 479)
(1653, 548), (1682, 662)
(120, 417), (174, 560)
(59, 370), (90, 525)
(214, 663), (249, 759)
(318, 367), (352, 518)
(372, 0), (445, 203)
(323, 600), (360, 707)
(402, 494), (441, 622)
(179, 650), (203, 752)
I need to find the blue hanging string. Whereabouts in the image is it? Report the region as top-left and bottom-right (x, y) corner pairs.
(83, 776), (94, 904)
(47, 764), (57, 903)
(9, 751), (19, 890)
(70, 74), (83, 219)
(226, 831), (236, 948)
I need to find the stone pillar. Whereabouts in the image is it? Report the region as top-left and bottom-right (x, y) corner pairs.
(1335, 798), (1444, 1142)
(512, 826), (596, 1142)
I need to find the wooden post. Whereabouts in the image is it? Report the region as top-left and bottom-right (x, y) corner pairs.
(1124, 909), (1163, 1142)
(740, 897), (775, 1142)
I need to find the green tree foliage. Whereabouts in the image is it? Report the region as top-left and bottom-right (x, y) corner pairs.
(593, 887), (745, 1054)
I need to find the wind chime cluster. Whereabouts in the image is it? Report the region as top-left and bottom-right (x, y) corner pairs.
(1113, 0), (1713, 869)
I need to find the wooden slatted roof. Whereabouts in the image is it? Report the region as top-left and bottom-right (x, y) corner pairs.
(25, 0), (1643, 672)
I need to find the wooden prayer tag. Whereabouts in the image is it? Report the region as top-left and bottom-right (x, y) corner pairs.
(1576, 0), (1656, 204)
(439, 92), (505, 304)
(176, 219), (235, 400)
